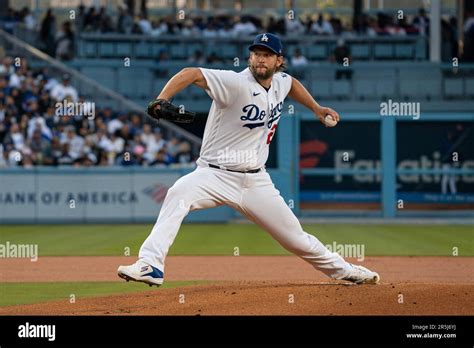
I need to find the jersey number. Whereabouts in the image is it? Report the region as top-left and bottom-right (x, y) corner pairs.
(266, 124), (278, 144)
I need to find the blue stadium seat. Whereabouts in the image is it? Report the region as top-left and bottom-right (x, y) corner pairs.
(307, 45), (327, 60)
(118, 68), (152, 98)
(311, 80), (331, 98)
(170, 44), (187, 59)
(443, 78), (464, 98)
(220, 44), (238, 59)
(98, 42), (115, 57)
(375, 79), (396, 99)
(351, 44), (370, 59)
(79, 41), (97, 57)
(188, 85), (208, 99)
(399, 68), (442, 100)
(116, 42), (132, 57)
(153, 78), (168, 93)
(135, 41), (152, 58)
(354, 80), (376, 100)
(395, 44), (414, 59)
(466, 79), (474, 97)
(374, 44), (394, 59)
(151, 43), (168, 57)
(331, 80), (351, 99)
(81, 67), (115, 90)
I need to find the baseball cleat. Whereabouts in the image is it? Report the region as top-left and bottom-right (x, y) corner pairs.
(341, 263), (380, 285)
(117, 260), (164, 286)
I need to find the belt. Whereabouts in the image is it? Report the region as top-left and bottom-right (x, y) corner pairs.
(208, 163), (262, 174)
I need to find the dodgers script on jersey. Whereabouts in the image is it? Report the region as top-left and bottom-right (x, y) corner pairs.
(196, 67), (292, 171)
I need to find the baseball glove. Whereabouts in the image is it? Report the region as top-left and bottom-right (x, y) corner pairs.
(146, 99), (195, 123)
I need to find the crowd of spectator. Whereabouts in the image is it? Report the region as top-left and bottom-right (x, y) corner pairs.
(3, 5), (473, 62)
(0, 56), (194, 168)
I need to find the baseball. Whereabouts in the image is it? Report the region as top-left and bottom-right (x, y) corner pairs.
(324, 115), (338, 127)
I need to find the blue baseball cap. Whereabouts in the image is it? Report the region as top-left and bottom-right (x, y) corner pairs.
(249, 33), (283, 56)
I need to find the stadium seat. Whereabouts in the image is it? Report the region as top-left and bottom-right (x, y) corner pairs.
(414, 38), (428, 60)
(170, 44), (187, 59)
(351, 44), (370, 59)
(311, 80), (331, 98)
(153, 78), (168, 93)
(465, 79), (474, 97)
(98, 42), (115, 57)
(399, 68), (442, 100)
(375, 79), (396, 99)
(220, 44), (238, 59)
(135, 41), (152, 58)
(188, 85), (208, 99)
(354, 80), (376, 100)
(395, 44), (414, 59)
(443, 78), (464, 98)
(331, 80), (351, 99)
(81, 67), (115, 90)
(118, 68), (152, 98)
(151, 43), (168, 57)
(374, 44), (394, 59)
(116, 42), (132, 57)
(307, 45), (327, 60)
(79, 41), (97, 58)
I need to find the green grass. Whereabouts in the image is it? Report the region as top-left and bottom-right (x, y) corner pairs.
(0, 281), (204, 307)
(0, 224), (472, 257)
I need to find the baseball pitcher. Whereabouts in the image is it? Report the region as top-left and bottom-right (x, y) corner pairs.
(118, 33), (380, 286)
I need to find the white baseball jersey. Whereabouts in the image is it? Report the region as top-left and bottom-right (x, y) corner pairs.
(196, 67), (292, 171)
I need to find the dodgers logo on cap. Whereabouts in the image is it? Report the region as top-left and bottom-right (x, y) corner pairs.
(249, 33), (283, 55)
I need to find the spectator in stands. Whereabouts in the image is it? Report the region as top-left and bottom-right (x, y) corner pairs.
(0, 55), (194, 168)
(5, 123), (25, 151)
(398, 16), (418, 35)
(138, 13), (152, 35)
(83, 7), (99, 31)
(266, 16), (285, 35)
(463, 11), (474, 62)
(202, 22), (219, 38)
(285, 16), (305, 36)
(413, 8), (429, 36)
(0, 57), (15, 77)
(233, 16), (257, 36)
(207, 51), (223, 64)
(291, 48), (308, 67)
(40, 9), (55, 56)
(21, 7), (36, 31)
(310, 14), (334, 35)
(2, 8), (20, 34)
(175, 141), (192, 164)
(218, 23), (236, 38)
(117, 6), (134, 34)
(156, 49), (169, 63)
(55, 21), (75, 60)
(441, 19), (455, 61)
(332, 39), (352, 80)
(98, 6), (114, 33)
(50, 74), (78, 102)
(188, 50), (206, 65)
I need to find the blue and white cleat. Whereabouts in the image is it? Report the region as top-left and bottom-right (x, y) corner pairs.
(117, 260), (164, 287)
(341, 263), (380, 285)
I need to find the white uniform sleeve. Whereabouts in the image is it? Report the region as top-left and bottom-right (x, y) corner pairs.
(278, 72), (293, 98)
(199, 68), (241, 107)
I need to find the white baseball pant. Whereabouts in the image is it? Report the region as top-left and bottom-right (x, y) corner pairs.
(139, 163), (352, 279)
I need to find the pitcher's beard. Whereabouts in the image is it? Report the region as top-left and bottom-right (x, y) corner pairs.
(249, 63), (275, 80)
